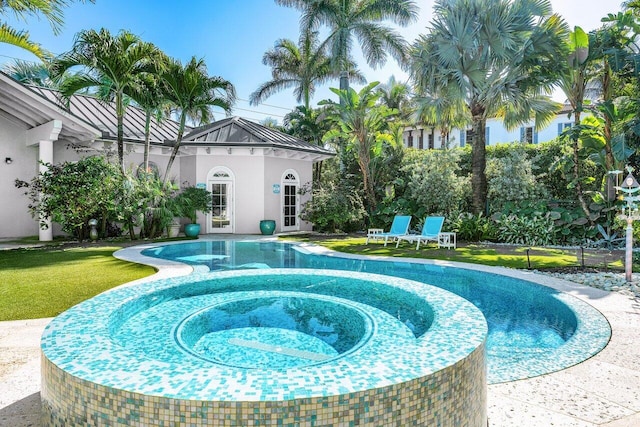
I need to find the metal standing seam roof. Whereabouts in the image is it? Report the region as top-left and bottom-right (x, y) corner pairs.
(183, 116), (333, 155)
(24, 87), (333, 156)
(27, 86), (188, 143)
(0, 72), (99, 142)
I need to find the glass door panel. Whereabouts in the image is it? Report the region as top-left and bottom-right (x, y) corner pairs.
(283, 184), (297, 228)
(210, 182), (233, 233)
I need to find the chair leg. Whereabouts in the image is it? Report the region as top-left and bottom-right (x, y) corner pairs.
(416, 238), (421, 250)
(383, 236), (389, 247)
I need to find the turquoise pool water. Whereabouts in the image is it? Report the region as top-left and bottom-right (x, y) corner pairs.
(175, 295), (372, 368)
(141, 240), (612, 383)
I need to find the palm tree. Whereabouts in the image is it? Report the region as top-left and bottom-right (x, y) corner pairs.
(50, 28), (163, 173)
(375, 75), (412, 121)
(0, 0), (93, 59)
(250, 30), (365, 109)
(2, 59), (57, 87)
(320, 81), (397, 213)
(410, 0), (568, 214)
(276, 0), (418, 89)
(124, 68), (172, 174)
(283, 105), (333, 183)
(413, 94), (471, 149)
(160, 56), (236, 183)
(557, 26), (600, 218)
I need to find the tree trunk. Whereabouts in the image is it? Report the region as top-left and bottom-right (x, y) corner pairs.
(357, 143), (376, 214)
(572, 110), (591, 219)
(143, 111), (152, 173)
(470, 108), (487, 215)
(163, 114), (186, 184)
(116, 92), (126, 174)
(602, 60), (615, 171)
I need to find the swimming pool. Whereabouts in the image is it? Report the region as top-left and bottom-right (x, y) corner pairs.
(140, 240), (611, 384)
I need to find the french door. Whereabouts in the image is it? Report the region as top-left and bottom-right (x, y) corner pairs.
(209, 181), (233, 233)
(281, 171), (299, 232)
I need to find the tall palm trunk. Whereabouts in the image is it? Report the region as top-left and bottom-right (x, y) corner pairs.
(470, 104), (487, 215)
(163, 114), (187, 184)
(357, 149), (376, 214)
(572, 110), (591, 218)
(602, 61), (615, 171)
(602, 61), (617, 201)
(143, 111), (152, 172)
(115, 91), (126, 174)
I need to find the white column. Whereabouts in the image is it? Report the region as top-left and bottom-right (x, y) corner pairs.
(38, 140), (54, 241)
(27, 120), (62, 242)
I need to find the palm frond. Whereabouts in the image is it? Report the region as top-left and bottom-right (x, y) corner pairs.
(0, 23), (49, 59)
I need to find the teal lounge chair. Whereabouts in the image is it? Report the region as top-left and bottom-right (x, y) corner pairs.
(366, 215), (412, 246)
(396, 216), (445, 249)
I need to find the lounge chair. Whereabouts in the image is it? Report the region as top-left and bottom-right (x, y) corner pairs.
(365, 215), (412, 246)
(396, 216), (445, 250)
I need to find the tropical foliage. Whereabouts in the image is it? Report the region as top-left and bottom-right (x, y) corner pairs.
(9, 0), (640, 249)
(410, 0), (568, 214)
(15, 156), (122, 240)
(276, 0), (418, 88)
(160, 56), (236, 182)
(321, 82), (398, 213)
(250, 30), (364, 108)
(49, 28), (164, 173)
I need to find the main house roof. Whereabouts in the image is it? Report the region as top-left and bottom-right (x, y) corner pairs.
(20, 79), (332, 157)
(27, 84), (189, 143)
(0, 71), (99, 143)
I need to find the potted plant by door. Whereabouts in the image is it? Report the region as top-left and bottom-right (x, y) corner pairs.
(176, 186), (212, 237)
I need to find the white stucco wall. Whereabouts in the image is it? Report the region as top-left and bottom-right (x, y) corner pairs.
(187, 150), (266, 234)
(264, 156), (314, 233)
(180, 149), (315, 235)
(0, 117), (40, 238)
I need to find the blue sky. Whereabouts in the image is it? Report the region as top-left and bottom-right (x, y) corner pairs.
(0, 0), (623, 123)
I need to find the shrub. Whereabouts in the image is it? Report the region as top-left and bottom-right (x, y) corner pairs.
(494, 213), (557, 246)
(448, 212), (497, 242)
(300, 182), (366, 232)
(15, 156), (123, 241)
(175, 186), (213, 224)
(487, 144), (549, 213)
(402, 149), (470, 216)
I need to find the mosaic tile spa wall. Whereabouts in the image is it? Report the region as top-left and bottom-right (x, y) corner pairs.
(42, 344), (486, 426)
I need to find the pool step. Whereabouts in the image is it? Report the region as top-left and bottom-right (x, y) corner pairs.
(227, 338), (332, 362)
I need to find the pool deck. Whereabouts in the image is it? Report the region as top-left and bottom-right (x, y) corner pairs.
(1, 236), (639, 426)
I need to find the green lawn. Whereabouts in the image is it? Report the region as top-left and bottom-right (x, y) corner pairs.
(285, 236), (624, 270)
(0, 246), (154, 321)
(0, 236), (625, 322)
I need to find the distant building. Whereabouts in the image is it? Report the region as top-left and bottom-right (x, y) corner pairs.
(403, 106), (579, 149)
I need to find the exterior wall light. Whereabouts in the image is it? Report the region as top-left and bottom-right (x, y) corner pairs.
(5, 157), (12, 164)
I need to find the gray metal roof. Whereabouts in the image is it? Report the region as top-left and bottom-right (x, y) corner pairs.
(184, 116), (333, 155)
(6, 75), (332, 157)
(27, 86), (187, 143)
(0, 71), (100, 143)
